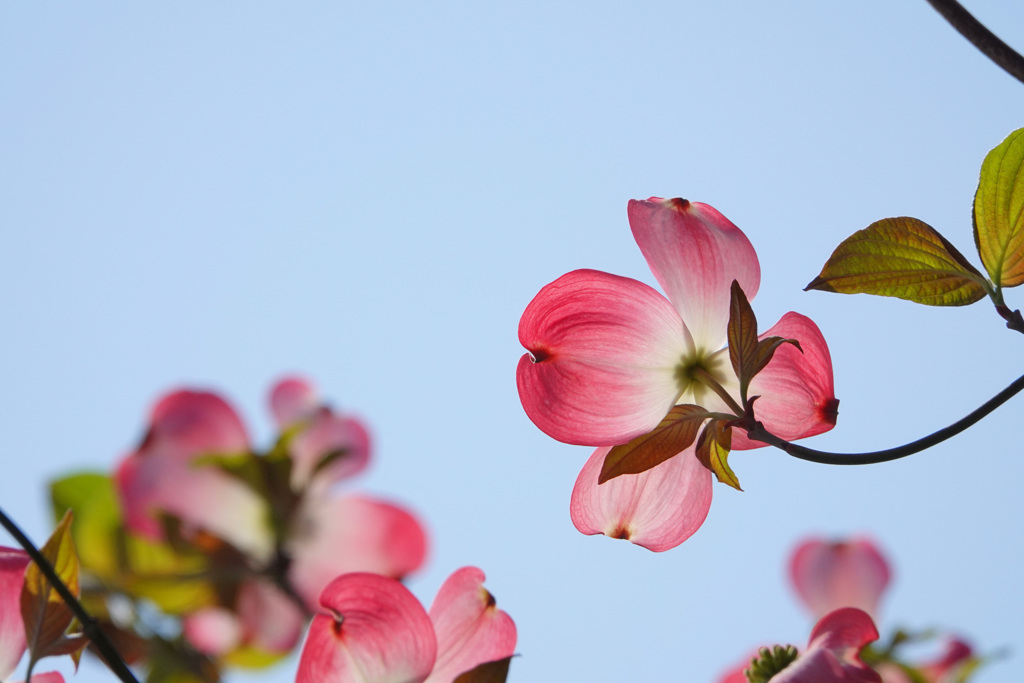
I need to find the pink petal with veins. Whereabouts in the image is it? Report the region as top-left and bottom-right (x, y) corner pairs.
(789, 538), (891, 620)
(290, 410), (372, 491)
(269, 376), (320, 429)
(774, 608), (881, 683)
(628, 198), (760, 353)
(296, 573), (436, 683)
(570, 445), (712, 551)
(0, 547), (30, 680)
(425, 567), (516, 683)
(288, 495), (428, 609)
(732, 312), (838, 450)
(518, 269), (688, 446)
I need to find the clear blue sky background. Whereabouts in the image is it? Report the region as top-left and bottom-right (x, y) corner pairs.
(2, 2), (1023, 681)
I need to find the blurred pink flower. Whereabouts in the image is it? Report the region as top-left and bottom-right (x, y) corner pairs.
(789, 537), (892, 619)
(114, 377), (427, 655)
(773, 607), (882, 683)
(296, 567), (516, 683)
(518, 198), (837, 550)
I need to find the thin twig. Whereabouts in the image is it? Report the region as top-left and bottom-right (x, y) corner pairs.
(0, 507), (139, 683)
(925, 0), (1024, 85)
(745, 370), (1024, 465)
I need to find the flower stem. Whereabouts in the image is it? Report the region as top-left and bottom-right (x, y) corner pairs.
(745, 370), (1024, 465)
(692, 367), (744, 417)
(0, 506), (140, 683)
(925, 0), (1024, 85)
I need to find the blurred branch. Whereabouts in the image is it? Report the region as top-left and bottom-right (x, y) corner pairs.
(926, 0), (1024, 85)
(0, 506), (140, 683)
(746, 370), (1024, 464)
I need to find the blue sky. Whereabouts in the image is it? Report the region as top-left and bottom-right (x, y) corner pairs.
(2, 2), (1023, 681)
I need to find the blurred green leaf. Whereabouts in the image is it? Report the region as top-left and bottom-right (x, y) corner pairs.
(599, 405), (711, 483)
(975, 127), (1024, 288)
(806, 217), (988, 305)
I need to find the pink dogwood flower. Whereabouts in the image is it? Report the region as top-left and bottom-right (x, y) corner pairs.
(518, 198), (837, 550)
(1, 547), (66, 683)
(295, 567), (516, 683)
(789, 537), (892, 620)
(773, 608), (882, 683)
(114, 377), (427, 655)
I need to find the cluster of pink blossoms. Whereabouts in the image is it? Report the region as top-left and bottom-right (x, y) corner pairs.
(718, 537), (977, 683)
(518, 197), (838, 550)
(12, 376), (516, 681)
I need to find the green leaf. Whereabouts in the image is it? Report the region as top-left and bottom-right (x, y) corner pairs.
(805, 217), (988, 306)
(727, 280), (760, 401)
(975, 127), (1024, 287)
(598, 405), (711, 483)
(454, 657), (513, 683)
(50, 472), (216, 614)
(20, 510), (85, 676)
(695, 421), (740, 491)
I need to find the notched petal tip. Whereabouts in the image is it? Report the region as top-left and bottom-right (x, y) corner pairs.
(820, 398), (840, 426)
(664, 197), (691, 211)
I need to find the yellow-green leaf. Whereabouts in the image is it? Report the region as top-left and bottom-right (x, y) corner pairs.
(695, 421), (740, 491)
(599, 405), (711, 483)
(975, 127), (1024, 287)
(20, 511), (81, 674)
(454, 657), (513, 683)
(806, 217), (988, 306)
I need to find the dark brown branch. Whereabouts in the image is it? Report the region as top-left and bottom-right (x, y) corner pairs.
(0, 507), (139, 683)
(746, 370), (1024, 464)
(926, 0), (1024, 85)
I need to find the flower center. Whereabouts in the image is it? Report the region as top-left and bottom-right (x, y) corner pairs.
(673, 350), (727, 405)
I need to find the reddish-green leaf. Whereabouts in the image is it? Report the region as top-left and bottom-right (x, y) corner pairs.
(20, 510), (84, 674)
(695, 421), (740, 491)
(975, 127), (1024, 287)
(454, 657), (513, 683)
(599, 405), (711, 483)
(727, 280), (760, 398)
(806, 217), (988, 306)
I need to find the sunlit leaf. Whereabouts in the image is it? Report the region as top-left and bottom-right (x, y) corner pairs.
(975, 127), (1024, 287)
(20, 510), (84, 675)
(598, 405), (711, 483)
(454, 657), (513, 683)
(805, 217), (988, 305)
(695, 421), (740, 491)
(727, 280), (760, 399)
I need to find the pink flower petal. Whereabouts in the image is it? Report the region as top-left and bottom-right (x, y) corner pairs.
(269, 376), (320, 429)
(142, 390), (250, 462)
(236, 579), (307, 654)
(425, 567), (516, 683)
(570, 445), (712, 551)
(732, 312), (839, 450)
(290, 410), (372, 491)
(774, 608), (881, 683)
(115, 449), (274, 562)
(789, 537), (892, 620)
(0, 547), (30, 680)
(296, 573), (436, 683)
(184, 607), (244, 656)
(11, 672), (65, 683)
(920, 637), (973, 683)
(518, 269), (689, 446)
(114, 389), (273, 561)
(628, 198), (760, 352)
(288, 495), (428, 609)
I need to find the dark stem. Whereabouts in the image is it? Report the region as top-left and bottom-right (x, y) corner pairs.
(925, 0), (1024, 85)
(745, 370), (1024, 465)
(0, 507), (139, 683)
